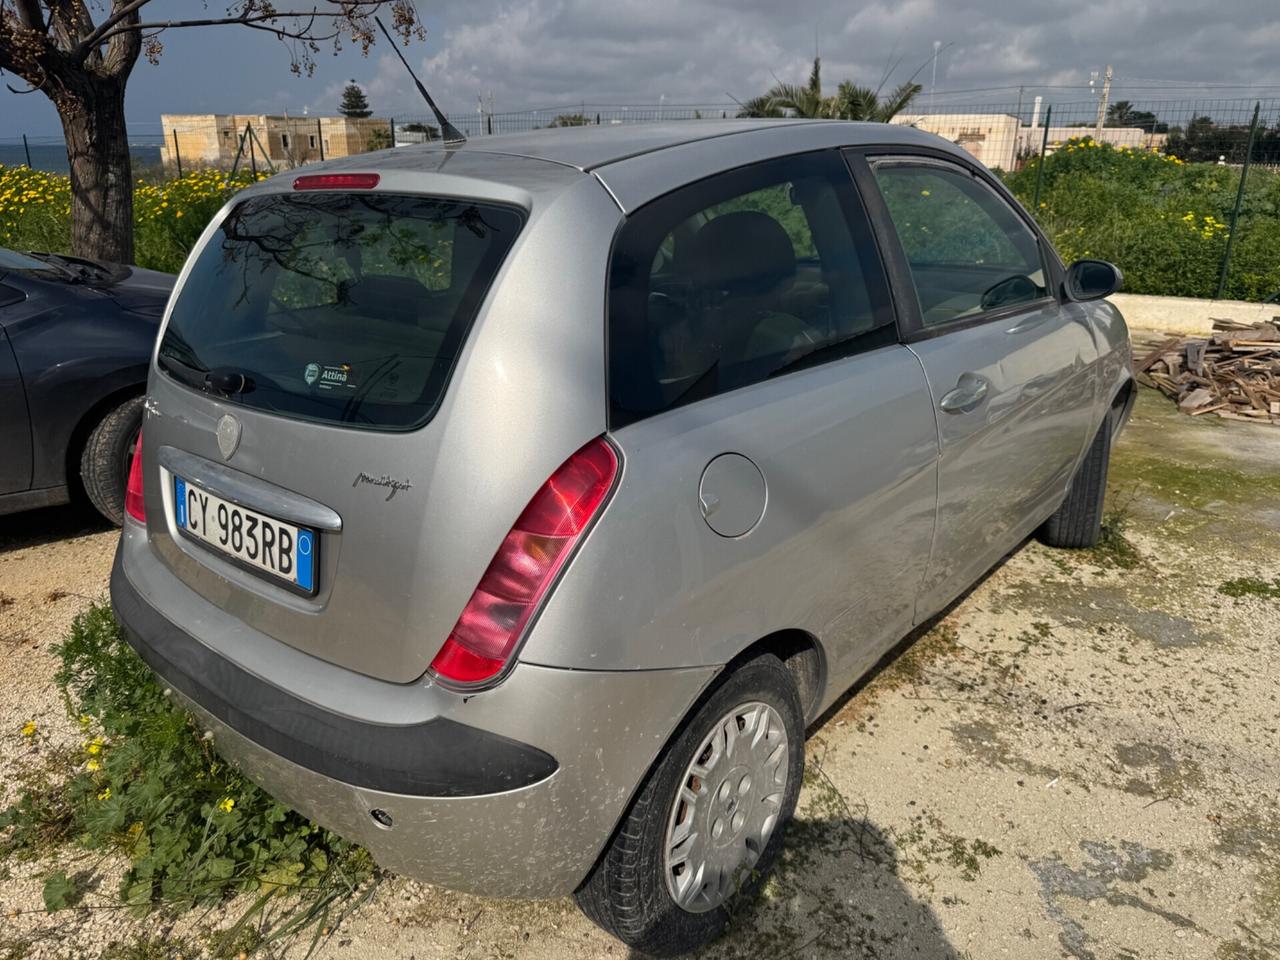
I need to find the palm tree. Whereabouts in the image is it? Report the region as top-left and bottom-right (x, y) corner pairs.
(738, 57), (922, 122)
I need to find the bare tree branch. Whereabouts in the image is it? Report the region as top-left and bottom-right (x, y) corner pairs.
(79, 1), (404, 57)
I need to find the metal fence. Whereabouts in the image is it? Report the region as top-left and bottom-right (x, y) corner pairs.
(5, 96), (1280, 299)
(7, 97), (1280, 171)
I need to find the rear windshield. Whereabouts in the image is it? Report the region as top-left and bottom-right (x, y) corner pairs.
(158, 192), (523, 430)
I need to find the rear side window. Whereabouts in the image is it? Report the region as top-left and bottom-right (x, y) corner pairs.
(159, 192), (523, 430)
(872, 161), (1047, 327)
(608, 151), (895, 428)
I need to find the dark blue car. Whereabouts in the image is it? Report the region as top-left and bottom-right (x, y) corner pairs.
(0, 247), (173, 525)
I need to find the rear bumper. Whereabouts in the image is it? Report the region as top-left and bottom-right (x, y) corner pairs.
(110, 528), (716, 897)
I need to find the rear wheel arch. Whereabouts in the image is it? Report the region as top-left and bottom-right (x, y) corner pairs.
(1110, 376), (1135, 431)
(66, 383), (145, 503)
(729, 628), (826, 725)
(574, 630), (823, 895)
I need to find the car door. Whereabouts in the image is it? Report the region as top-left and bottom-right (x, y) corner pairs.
(0, 280), (32, 496)
(592, 149), (938, 690)
(851, 152), (1098, 621)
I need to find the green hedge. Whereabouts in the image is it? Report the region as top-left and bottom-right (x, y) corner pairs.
(1003, 138), (1280, 301)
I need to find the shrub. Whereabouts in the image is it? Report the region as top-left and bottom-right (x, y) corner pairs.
(0, 165), (267, 274)
(1003, 137), (1280, 301)
(0, 604), (372, 915)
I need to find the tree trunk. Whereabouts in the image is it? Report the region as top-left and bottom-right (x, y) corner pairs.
(58, 78), (134, 265)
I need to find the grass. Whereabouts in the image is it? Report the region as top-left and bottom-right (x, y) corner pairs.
(1083, 511), (1143, 570)
(0, 604), (376, 957)
(1218, 576), (1280, 600)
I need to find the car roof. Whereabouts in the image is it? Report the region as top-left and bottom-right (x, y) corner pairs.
(383, 118), (952, 172)
(270, 119), (964, 214)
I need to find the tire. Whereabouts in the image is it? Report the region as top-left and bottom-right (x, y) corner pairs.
(1037, 413), (1112, 549)
(79, 395), (144, 526)
(575, 655), (805, 956)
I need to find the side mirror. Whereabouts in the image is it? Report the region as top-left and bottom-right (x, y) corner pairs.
(1064, 259), (1123, 302)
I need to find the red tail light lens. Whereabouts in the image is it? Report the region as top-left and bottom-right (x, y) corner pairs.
(293, 173), (380, 191)
(124, 432), (145, 523)
(430, 438), (619, 686)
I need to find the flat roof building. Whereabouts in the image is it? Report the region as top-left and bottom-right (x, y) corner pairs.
(160, 114), (392, 172)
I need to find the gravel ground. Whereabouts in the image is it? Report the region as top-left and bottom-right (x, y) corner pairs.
(2, 385), (1278, 960)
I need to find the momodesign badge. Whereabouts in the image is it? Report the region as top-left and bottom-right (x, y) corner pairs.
(304, 362), (356, 391)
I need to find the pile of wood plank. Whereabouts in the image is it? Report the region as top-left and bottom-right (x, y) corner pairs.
(1134, 318), (1280, 424)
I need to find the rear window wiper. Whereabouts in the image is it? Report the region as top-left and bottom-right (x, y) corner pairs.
(156, 350), (209, 390)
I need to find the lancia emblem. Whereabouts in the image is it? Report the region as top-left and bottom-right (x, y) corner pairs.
(216, 414), (242, 460)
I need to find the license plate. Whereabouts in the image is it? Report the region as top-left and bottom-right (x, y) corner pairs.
(172, 476), (316, 593)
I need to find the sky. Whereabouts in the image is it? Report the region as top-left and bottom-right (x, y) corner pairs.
(3, 0), (1280, 137)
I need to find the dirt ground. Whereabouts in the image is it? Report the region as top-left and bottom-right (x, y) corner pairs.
(2, 385), (1278, 960)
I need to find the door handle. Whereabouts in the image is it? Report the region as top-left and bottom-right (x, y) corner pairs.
(939, 373), (990, 414)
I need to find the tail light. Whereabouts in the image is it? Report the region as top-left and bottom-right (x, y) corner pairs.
(430, 437), (620, 687)
(293, 173), (380, 190)
(124, 432), (146, 523)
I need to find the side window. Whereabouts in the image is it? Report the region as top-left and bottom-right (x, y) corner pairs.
(609, 152), (895, 427)
(872, 161), (1047, 328)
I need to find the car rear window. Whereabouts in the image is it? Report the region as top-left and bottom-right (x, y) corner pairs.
(158, 191), (523, 430)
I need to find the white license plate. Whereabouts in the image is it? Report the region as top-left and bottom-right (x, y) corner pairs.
(172, 476), (316, 593)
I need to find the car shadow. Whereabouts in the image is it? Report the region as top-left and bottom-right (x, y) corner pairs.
(636, 817), (961, 959)
(0, 503), (113, 555)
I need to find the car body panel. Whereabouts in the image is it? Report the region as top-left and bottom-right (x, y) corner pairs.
(113, 524), (715, 897)
(905, 303), (1099, 618)
(139, 170), (619, 684)
(0, 327), (31, 494)
(522, 344), (939, 704)
(0, 260), (173, 509)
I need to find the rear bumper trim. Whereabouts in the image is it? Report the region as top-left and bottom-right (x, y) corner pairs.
(110, 548), (558, 798)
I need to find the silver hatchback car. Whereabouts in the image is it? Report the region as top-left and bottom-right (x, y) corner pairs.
(112, 120), (1132, 955)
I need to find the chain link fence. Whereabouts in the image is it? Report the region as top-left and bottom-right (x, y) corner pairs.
(5, 97), (1280, 300)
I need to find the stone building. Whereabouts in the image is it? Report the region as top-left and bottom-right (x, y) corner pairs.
(891, 113), (1170, 171)
(159, 114), (392, 172)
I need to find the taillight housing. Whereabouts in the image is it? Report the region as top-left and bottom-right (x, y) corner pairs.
(293, 173), (380, 191)
(430, 437), (620, 688)
(124, 432), (145, 523)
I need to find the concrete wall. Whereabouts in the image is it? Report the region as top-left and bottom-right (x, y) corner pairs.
(1109, 292), (1278, 335)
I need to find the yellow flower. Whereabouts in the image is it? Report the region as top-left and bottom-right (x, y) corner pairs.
(217, 797), (235, 813)
(176, 210), (184, 218)
(98, 788), (112, 801)
(86, 759), (101, 772)
(920, 189), (931, 196)
(78, 715), (92, 727)
(21, 720), (37, 737)
(86, 738), (103, 755)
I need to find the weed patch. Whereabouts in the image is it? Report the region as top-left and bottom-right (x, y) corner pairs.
(0, 604), (375, 951)
(1083, 511), (1143, 570)
(1219, 576), (1280, 600)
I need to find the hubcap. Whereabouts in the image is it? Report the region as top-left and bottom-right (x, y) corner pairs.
(663, 701), (789, 913)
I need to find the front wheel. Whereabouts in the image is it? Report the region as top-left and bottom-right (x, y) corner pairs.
(575, 655), (804, 956)
(1037, 413), (1112, 549)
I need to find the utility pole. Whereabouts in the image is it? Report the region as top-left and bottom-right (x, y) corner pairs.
(1015, 85), (1025, 125)
(1093, 64), (1113, 138)
(930, 40), (941, 113)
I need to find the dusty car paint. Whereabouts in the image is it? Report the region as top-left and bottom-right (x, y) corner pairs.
(113, 120), (1132, 898)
